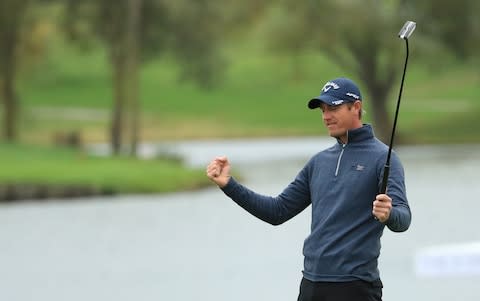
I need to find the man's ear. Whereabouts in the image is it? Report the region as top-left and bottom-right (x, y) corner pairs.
(353, 101), (362, 115)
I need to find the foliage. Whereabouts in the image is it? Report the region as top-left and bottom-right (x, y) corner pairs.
(410, 0), (480, 60)
(63, 0), (231, 88)
(0, 0), (31, 141)
(3, 0), (480, 147)
(261, 0), (411, 141)
(17, 44), (480, 144)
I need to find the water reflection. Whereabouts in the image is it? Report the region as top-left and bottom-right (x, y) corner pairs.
(1, 138), (480, 301)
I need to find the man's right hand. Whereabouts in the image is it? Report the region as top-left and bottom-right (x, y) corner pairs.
(206, 156), (231, 188)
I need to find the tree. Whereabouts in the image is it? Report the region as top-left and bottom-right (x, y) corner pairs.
(0, 0), (31, 142)
(411, 0), (479, 60)
(64, 0), (232, 155)
(125, 0), (142, 156)
(265, 0), (414, 142)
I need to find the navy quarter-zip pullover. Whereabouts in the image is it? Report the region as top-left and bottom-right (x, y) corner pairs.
(221, 124), (411, 283)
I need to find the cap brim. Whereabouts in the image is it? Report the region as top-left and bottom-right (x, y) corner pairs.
(307, 95), (338, 109)
(308, 98), (322, 109)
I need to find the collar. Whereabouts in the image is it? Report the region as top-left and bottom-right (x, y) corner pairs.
(337, 124), (375, 145)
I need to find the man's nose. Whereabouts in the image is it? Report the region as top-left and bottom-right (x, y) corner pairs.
(322, 110), (331, 121)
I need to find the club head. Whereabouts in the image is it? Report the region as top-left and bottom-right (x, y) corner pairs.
(398, 21), (416, 39)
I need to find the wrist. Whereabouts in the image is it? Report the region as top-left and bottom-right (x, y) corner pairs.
(218, 176), (231, 188)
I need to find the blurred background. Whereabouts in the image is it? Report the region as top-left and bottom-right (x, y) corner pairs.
(0, 0), (479, 300)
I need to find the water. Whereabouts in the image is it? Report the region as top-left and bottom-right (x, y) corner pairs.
(1, 138), (480, 301)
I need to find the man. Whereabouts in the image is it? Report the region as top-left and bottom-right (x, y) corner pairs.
(206, 77), (411, 301)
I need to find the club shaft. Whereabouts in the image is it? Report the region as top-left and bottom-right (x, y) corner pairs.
(380, 38), (409, 194)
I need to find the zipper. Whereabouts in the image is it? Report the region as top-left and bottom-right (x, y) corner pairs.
(335, 144), (346, 176)
(335, 131), (349, 177)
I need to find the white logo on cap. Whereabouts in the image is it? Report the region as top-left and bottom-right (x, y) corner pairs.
(322, 81), (340, 92)
(346, 92), (360, 99)
(332, 100), (344, 105)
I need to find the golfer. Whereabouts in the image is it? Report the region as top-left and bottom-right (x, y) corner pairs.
(206, 77), (411, 301)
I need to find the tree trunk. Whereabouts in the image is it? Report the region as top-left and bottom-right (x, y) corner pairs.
(126, 0), (142, 157)
(110, 49), (128, 155)
(355, 45), (396, 144)
(2, 58), (18, 142)
(0, 27), (19, 142)
(368, 87), (392, 144)
(0, 0), (29, 142)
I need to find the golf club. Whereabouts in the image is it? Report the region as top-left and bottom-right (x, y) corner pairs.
(380, 20), (416, 194)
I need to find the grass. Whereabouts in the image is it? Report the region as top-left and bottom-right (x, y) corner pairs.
(396, 64), (480, 143)
(17, 40), (480, 144)
(0, 143), (210, 194)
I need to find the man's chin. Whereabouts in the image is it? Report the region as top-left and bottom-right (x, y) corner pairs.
(328, 131), (340, 138)
(328, 130), (347, 142)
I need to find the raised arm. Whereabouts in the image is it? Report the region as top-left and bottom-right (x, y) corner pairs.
(206, 156), (311, 225)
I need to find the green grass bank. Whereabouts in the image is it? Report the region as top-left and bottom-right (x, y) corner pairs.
(0, 143), (210, 201)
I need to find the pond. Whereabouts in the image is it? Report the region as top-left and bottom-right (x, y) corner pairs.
(1, 137), (479, 301)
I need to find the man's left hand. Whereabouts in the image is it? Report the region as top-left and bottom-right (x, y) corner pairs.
(373, 194), (392, 223)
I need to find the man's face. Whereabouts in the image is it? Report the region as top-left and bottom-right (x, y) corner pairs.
(319, 101), (362, 143)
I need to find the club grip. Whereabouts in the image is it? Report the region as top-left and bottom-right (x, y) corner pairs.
(380, 164), (390, 194)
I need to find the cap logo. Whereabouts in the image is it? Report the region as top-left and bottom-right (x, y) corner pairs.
(322, 81), (340, 92)
(346, 92), (360, 99)
(332, 100), (344, 105)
